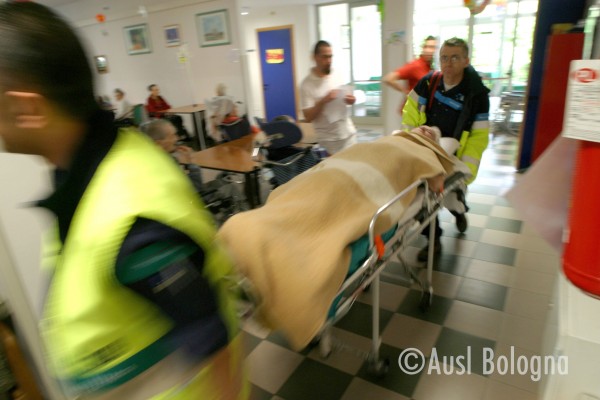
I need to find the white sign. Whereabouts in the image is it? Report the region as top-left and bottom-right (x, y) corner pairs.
(563, 59), (600, 142)
(177, 44), (189, 64)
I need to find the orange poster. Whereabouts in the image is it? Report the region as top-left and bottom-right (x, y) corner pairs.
(266, 48), (284, 64)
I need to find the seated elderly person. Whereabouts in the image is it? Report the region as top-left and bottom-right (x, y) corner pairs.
(140, 119), (203, 193)
(113, 88), (134, 126)
(218, 126), (466, 350)
(146, 84), (190, 141)
(206, 84), (257, 142)
(141, 119), (247, 223)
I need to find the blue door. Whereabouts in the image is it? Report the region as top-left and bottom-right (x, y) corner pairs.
(257, 26), (297, 121)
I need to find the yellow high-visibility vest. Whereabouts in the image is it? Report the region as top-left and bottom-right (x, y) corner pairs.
(41, 129), (239, 395)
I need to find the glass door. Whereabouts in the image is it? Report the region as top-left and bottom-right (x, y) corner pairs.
(350, 2), (382, 122)
(318, 1), (382, 124)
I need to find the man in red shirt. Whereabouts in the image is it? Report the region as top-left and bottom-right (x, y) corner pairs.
(145, 84), (190, 142)
(146, 84), (172, 117)
(383, 36), (437, 113)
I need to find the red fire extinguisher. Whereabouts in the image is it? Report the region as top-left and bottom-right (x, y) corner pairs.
(563, 140), (600, 297)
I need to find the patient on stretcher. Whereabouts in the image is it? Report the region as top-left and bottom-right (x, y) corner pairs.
(218, 126), (464, 350)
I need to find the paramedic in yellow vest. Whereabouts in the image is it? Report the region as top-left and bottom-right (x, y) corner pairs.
(0, 3), (247, 399)
(402, 37), (490, 262)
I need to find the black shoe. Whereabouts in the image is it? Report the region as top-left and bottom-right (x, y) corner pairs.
(455, 213), (468, 233)
(417, 241), (442, 262)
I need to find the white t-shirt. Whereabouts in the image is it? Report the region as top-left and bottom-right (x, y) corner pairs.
(115, 98), (134, 120)
(300, 69), (356, 142)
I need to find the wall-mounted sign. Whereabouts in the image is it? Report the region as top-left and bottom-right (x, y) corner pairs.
(563, 59), (600, 142)
(266, 48), (284, 64)
(177, 45), (189, 64)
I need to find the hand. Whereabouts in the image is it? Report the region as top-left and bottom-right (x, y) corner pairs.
(411, 126), (440, 141)
(427, 174), (445, 193)
(322, 90), (339, 104)
(174, 145), (193, 164)
(344, 94), (356, 105)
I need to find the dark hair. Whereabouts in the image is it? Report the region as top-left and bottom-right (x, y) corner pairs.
(442, 37), (469, 57)
(313, 40), (331, 56)
(424, 35), (437, 42)
(114, 88), (124, 96)
(148, 84), (157, 91)
(0, 2), (97, 120)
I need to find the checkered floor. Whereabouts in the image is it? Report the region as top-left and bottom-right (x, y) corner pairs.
(242, 131), (558, 400)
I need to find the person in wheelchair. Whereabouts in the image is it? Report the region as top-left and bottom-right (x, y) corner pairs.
(207, 84), (258, 142)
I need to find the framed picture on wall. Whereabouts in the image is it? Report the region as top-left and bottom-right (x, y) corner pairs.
(124, 23), (152, 55)
(196, 9), (230, 47)
(164, 24), (181, 47)
(94, 55), (109, 73)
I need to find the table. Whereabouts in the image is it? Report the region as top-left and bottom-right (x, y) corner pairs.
(167, 104), (207, 150)
(191, 135), (262, 208)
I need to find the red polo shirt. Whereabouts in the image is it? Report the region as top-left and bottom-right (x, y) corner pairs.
(395, 56), (432, 92)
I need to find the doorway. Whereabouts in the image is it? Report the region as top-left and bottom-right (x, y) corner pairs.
(318, 1), (382, 124)
(257, 25), (298, 121)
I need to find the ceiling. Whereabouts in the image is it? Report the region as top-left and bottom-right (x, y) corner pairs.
(37, 0), (333, 9)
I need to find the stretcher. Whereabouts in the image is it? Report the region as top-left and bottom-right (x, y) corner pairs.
(318, 171), (466, 375)
(219, 130), (467, 375)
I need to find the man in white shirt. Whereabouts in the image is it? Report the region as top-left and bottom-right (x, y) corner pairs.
(300, 40), (356, 155)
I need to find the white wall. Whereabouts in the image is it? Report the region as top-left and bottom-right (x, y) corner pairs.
(54, 0), (246, 109)
(382, 0), (414, 134)
(239, 4), (316, 120)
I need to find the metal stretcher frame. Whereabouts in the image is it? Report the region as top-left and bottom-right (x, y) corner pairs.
(240, 137), (467, 375)
(314, 171), (467, 375)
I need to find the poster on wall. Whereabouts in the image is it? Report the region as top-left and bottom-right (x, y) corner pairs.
(124, 23), (152, 55)
(196, 9), (230, 47)
(164, 24), (181, 47)
(563, 59), (600, 142)
(266, 49), (284, 64)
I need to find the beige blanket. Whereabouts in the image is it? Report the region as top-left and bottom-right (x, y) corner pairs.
(218, 133), (454, 350)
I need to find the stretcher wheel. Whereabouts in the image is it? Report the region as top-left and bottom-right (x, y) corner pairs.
(419, 291), (432, 312)
(318, 330), (333, 358)
(367, 358), (389, 377)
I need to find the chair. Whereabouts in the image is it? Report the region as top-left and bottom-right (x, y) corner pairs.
(255, 117), (302, 149)
(254, 117), (319, 187)
(132, 103), (149, 127)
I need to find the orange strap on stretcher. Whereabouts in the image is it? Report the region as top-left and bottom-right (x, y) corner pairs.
(374, 235), (385, 260)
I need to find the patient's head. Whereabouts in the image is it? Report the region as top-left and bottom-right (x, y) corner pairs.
(410, 125), (459, 156)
